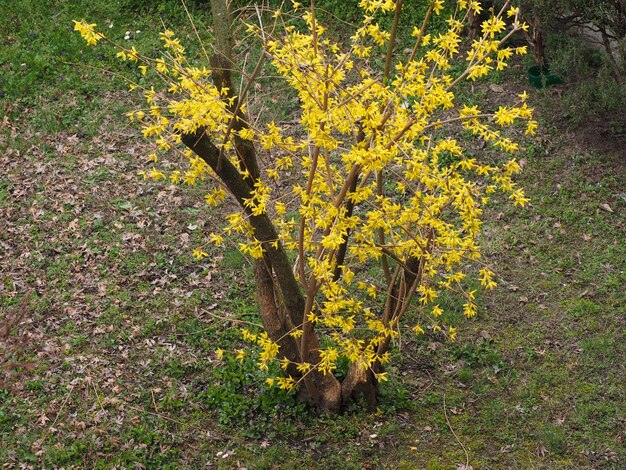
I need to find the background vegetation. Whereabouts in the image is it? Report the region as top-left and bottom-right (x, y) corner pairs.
(1, 0), (624, 467)
(516, 0), (626, 128)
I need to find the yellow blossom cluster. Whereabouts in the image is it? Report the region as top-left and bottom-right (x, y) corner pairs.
(73, 20), (103, 46)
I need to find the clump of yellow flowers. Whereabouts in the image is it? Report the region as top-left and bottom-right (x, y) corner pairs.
(75, 0), (533, 396)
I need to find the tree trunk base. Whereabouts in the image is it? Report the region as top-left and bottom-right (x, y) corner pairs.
(341, 363), (378, 411)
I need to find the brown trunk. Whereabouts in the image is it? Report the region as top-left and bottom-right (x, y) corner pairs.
(255, 259), (302, 374)
(336, 253), (425, 409)
(186, 116), (396, 412)
(525, 16), (546, 65)
(341, 363), (378, 410)
(467, 8), (481, 41)
(599, 26), (625, 82)
(300, 321), (343, 413)
(210, 0), (233, 69)
(467, 1), (492, 41)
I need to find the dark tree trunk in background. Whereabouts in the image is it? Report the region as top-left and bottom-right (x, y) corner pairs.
(467, 1), (492, 41)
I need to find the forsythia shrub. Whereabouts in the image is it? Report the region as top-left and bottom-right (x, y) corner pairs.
(74, 0), (534, 412)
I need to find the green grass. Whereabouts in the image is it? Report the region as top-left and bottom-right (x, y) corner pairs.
(1, 0), (625, 468)
(0, 0), (211, 134)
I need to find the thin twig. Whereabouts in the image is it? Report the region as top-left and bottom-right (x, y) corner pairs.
(180, 0), (211, 65)
(89, 379), (107, 416)
(151, 388), (160, 413)
(124, 404), (232, 440)
(200, 308), (263, 328)
(49, 382), (77, 429)
(443, 393), (470, 467)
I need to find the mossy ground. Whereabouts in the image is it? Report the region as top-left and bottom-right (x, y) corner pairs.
(1, 1), (624, 468)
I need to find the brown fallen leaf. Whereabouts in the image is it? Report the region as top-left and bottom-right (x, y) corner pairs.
(427, 342), (442, 351)
(487, 375), (500, 385)
(599, 203), (613, 213)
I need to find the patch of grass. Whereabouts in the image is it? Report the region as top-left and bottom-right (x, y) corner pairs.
(0, 390), (20, 432)
(539, 423), (568, 454)
(451, 339), (505, 370)
(0, 0), (211, 132)
(221, 246), (246, 270)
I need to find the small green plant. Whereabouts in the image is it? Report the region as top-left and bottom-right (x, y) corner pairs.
(201, 353), (305, 437)
(451, 339), (504, 370)
(539, 423), (567, 454)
